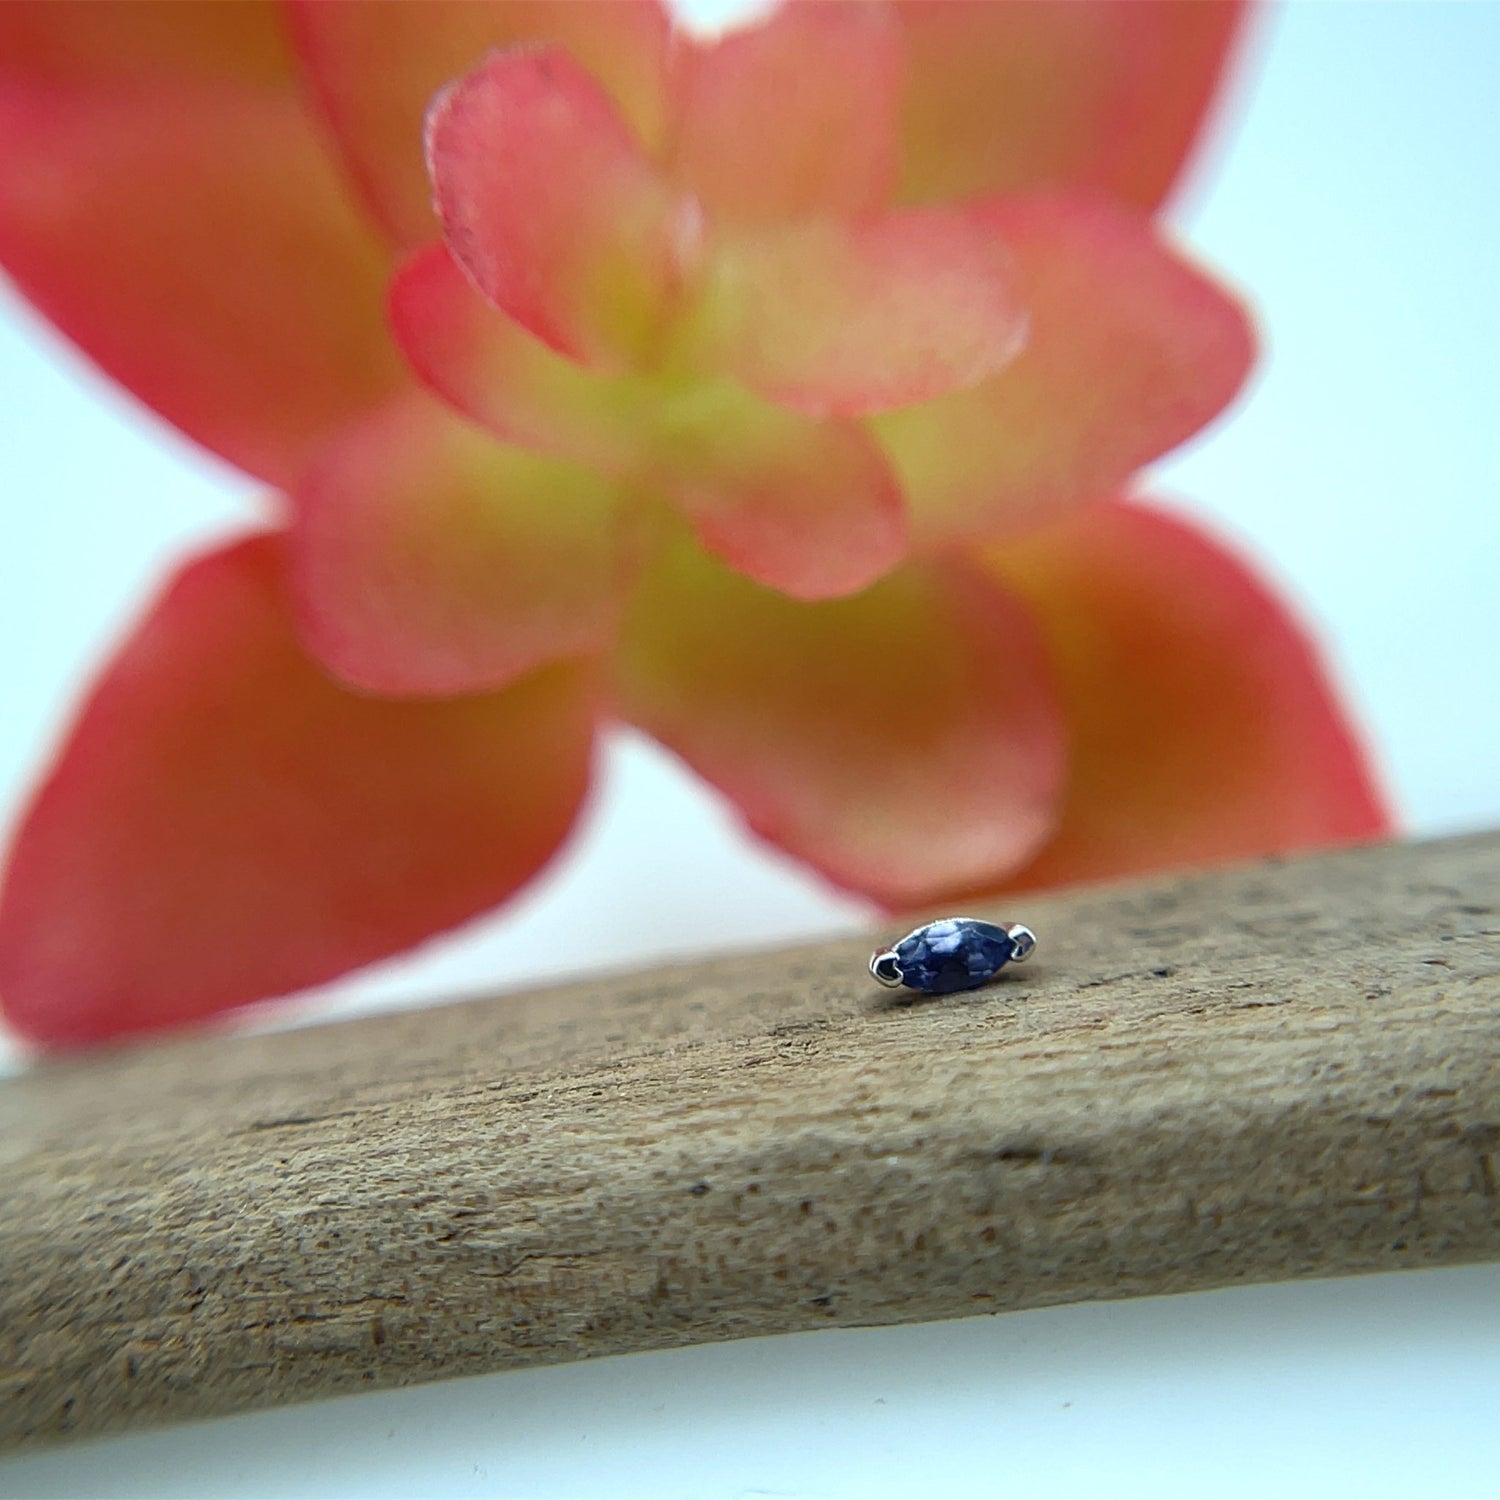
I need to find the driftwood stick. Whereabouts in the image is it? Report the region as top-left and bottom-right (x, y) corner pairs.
(2, 833), (1497, 1449)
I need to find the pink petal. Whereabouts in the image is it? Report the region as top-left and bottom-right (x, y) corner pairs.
(613, 538), (1065, 907)
(290, 391), (629, 698)
(288, 0), (671, 248)
(979, 496), (1390, 893)
(390, 242), (653, 476)
(894, 0), (1251, 211)
(426, 46), (689, 371)
(0, 76), (405, 490)
(0, 534), (598, 1047)
(668, 0), (901, 224)
(650, 382), (908, 600)
(394, 244), (908, 600)
(872, 193), (1255, 546)
(0, 0), (289, 86)
(673, 209), (1027, 417)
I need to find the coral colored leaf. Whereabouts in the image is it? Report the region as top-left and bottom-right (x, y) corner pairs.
(675, 210), (1026, 417)
(0, 535), (598, 1047)
(0, 79), (403, 489)
(871, 193), (1255, 547)
(978, 498), (1390, 895)
(613, 539), (1065, 907)
(427, 46), (688, 371)
(668, 0), (901, 224)
(393, 245), (908, 601)
(290, 391), (629, 698)
(894, 0), (1250, 211)
(650, 382), (908, 600)
(288, 0), (670, 249)
(0, 0), (290, 86)
(390, 242), (653, 475)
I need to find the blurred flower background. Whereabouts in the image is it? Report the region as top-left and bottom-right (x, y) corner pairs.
(1, 0), (1497, 1061)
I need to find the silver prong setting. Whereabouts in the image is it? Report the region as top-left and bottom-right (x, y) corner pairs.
(1005, 924), (1037, 963)
(869, 949), (904, 988)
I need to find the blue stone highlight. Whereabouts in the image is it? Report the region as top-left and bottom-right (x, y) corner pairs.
(894, 919), (1016, 995)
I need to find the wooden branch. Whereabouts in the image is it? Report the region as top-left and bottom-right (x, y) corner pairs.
(2, 833), (1498, 1449)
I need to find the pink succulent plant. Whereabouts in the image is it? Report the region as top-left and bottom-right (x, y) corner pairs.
(0, 0), (1387, 1046)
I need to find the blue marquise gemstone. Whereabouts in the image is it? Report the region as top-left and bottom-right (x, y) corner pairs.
(894, 918), (1016, 995)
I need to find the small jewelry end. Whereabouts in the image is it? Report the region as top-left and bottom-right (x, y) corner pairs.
(1005, 924), (1037, 963)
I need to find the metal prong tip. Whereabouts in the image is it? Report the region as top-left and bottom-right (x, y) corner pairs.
(869, 949), (904, 988)
(1006, 924), (1037, 962)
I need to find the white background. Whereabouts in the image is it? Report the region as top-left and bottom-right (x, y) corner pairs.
(2, 3), (1499, 1495)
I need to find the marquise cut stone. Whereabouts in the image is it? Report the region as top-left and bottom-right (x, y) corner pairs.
(893, 918), (1015, 995)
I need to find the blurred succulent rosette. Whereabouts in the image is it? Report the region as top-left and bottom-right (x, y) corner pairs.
(0, 0), (1386, 1046)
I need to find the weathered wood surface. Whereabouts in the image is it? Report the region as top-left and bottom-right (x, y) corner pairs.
(1, 833), (1497, 1449)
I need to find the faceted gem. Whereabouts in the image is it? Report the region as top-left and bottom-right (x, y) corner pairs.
(893, 917), (1016, 994)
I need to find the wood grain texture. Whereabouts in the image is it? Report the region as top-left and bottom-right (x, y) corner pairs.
(2, 832), (1498, 1449)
